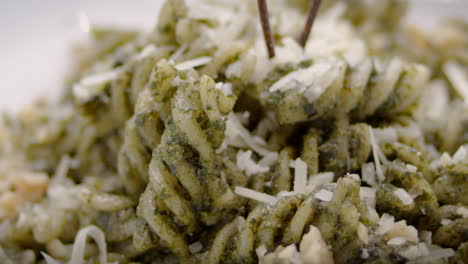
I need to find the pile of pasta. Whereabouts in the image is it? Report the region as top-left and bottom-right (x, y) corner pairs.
(0, 0), (467, 263)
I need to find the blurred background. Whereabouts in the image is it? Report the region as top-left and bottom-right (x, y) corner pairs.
(0, 0), (466, 112)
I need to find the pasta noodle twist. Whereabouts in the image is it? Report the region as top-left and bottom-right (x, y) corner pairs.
(296, 114), (372, 177)
(130, 61), (239, 258)
(376, 159), (441, 230)
(118, 59), (176, 194)
(265, 57), (430, 124)
(76, 44), (172, 135)
(197, 176), (380, 264)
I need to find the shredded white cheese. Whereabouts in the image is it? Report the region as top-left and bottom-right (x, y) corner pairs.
(361, 249), (369, 259)
(423, 80), (450, 122)
(361, 162), (376, 186)
(214, 82), (233, 96)
(277, 244), (301, 263)
(258, 152), (279, 167)
(376, 213), (395, 235)
(387, 237), (406, 246)
(443, 61), (468, 104)
(42, 253), (60, 264)
(394, 188), (414, 206)
(224, 113), (274, 156)
(236, 150), (270, 176)
(406, 164), (418, 173)
(189, 241), (203, 254)
(360, 187), (376, 209)
(137, 44), (158, 60)
(314, 189), (333, 202)
(73, 70), (121, 102)
(358, 223), (369, 244)
(293, 158), (308, 194)
(175, 56), (212, 71)
(420, 231), (432, 244)
(300, 225), (335, 264)
(452, 145), (467, 163)
(368, 126), (385, 182)
(372, 127), (398, 143)
(441, 219), (452, 226)
(269, 59), (345, 103)
(256, 244), (268, 258)
(387, 221), (419, 243)
(456, 207), (468, 218)
(417, 243), (430, 257)
(308, 172), (334, 186)
(399, 245), (419, 260)
(169, 44), (187, 62)
(234, 186), (277, 205)
(440, 152), (452, 167)
(277, 191), (299, 198)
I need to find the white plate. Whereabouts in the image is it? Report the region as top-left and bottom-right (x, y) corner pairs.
(0, 0), (466, 112)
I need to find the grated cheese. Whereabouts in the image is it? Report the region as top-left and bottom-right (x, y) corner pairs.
(452, 145), (467, 163)
(277, 191), (299, 198)
(417, 243), (430, 257)
(255, 244), (268, 259)
(214, 82), (233, 96)
(360, 187), (376, 209)
(308, 172), (334, 186)
(256, 244), (268, 258)
(300, 225), (335, 264)
(423, 80), (449, 122)
(137, 44), (158, 60)
(439, 152), (452, 166)
(189, 241), (203, 254)
(361, 249), (369, 259)
(73, 70), (121, 102)
(394, 188), (414, 206)
(399, 245), (420, 260)
(171, 76), (184, 87)
(443, 61), (468, 104)
(406, 164), (418, 173)
(236, 150), (270, 176)
(376, 213), (395, 235)
(169, 44), (187, 62)
(42, 253), (60, 264)
(224, 113), (274, 156)
(420, 231), (432, 244)
(358, 223), (369, 244)
(234, 186), (277, 205)
(277, 244), (301, 263)
(441, 219), (452, 226)
(225, 60), (242, 78)
(387, 237), (406, 246)
(258, 152), (279, 167)
(361, 162), (376, 186)
(314, 189), (333, 202)
(368, 126), (385, 182)
(387, 221), (418, 242)
(372, 127), (398, 143)
(293, 158), (308, 194)
(175, 56), (212, 71)
(456, 207), (468, 218)
(269, 59), (344, 103)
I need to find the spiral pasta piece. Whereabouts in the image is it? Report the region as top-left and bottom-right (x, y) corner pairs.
(199, 176), (378, 264)
(265, 57), (430, 124)
(118, 59), (176, 194)
(298, 115), (372, 176)
(132, 65), (239, 257)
